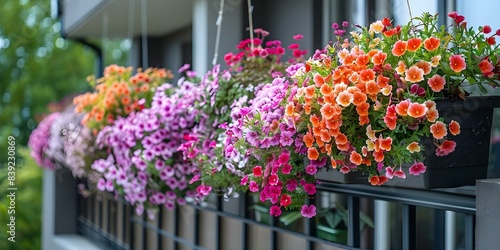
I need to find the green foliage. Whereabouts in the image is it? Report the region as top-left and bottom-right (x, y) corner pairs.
(0, 147), (43, 250)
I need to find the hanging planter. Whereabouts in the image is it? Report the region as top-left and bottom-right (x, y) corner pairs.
(316, 96), (500, 188)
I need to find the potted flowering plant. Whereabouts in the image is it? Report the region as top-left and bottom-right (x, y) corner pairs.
(179, 30), (307, 201)
(90, 76), (211, 219)
(73, 64), (173, 133)
(292, 12), (500, 188)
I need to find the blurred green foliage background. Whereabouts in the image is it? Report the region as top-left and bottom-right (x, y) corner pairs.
(0, 0), (129, 248)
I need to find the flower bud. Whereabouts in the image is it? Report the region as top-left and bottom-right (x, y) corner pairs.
(483, 25), (492, 34)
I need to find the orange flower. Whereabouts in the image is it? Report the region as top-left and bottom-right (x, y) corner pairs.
(320, 103), (336, 119)
(355, 54), (370, 66)
(335, 133), (348, 145)
(377, 75), (390, 88)
(320, 83), (333, 95)
(304, 104), (311, 114)
(320, 129), (331, 142)
(449, 54), (466, 73)
(121, 96), (131, 105)
(336, 91), (353, 106)
(349, 72), (360, 83)
(415, 61), (432, 74)
(379, 137), (392, 151)
(310, 115), (320, 128)
(372, 51), (387, 65)
(424, 37), (440, 51)
(350, 151), (363, 165)
(373, 150), (384, 162)
(424, 100), (437, 110)
(307, 147), (319, 160)
(406, 38), (422, 52)
(406, 142), (421, 153)
(330, 157), (337, 169)
(430, 121), (448, 139)
(352, 91), (367, 106)
(356, 102), (370, 116)
(285, 102), (295, 116)
(337, 143), (350, 151)
(326, 118), (341, 130)
(430, 55), (441, 67)
(449, 120), (461, 135)
(478, 59), (494, 74)
(392, 40), (407, 56)
(314, 73), (325, 87)
(405, 66), (424, 83)
(369, 175), (380, 186)
(396, 61), (406, 74)
(395, 99), (410, 116)
(303, 131), (315, 148)
(369, 21), (384, 33)
(323, 92), (336, 104)
(365, 80), (380, 95)
(407, 103), (428, 118)
(305, 85), (316, 98)
(426, 108), (439, 122)
(366, 125), (376, 141)
(358, 115), (369, 125)
(427, 74), (446, 92)
(359, 69), (376, 83)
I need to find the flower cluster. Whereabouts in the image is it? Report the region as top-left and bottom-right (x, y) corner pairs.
(178, 30), (306, 199)
(91, 79), (206, 219)
(225, 75), (318, 218)
(28, 112), (60, 169)
(290, 12), (500, 184)
(73, 65), (173, 132)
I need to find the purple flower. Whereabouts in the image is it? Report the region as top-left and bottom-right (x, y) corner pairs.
(301, 205), (316, 218)
(305, 165), (317, 175)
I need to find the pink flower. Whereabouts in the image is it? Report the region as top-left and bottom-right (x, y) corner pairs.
(278, 152), (290, 165)
(393, 169), (407, 179)
(249, 181), (259, 192)
(385, 166), (394, 179)
(340, 166), (350, 174)
(301, 205), (316, 218)
(286, 179), (298, 192)
(436, 140), (457, 156)
(240, 175), (248, 185)
(303, 183), (316, 195)
(268, 174), (279, 185)
(196, 185), (212, 196)
(281, 163), (292, 174)
(409, 162), (426, 176)
(305, 164), (317, 175)
(270, 205), (282, 217)
(293, 34), (304, 40)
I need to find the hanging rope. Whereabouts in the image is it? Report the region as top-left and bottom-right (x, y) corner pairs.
(406, 0), (413, 20)
(141, 0), (148, 68)
(247, 0), (254, 51)
(212, 0), (225, 66)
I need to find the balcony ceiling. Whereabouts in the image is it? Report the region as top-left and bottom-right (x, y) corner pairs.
(61, 0), (194, 39)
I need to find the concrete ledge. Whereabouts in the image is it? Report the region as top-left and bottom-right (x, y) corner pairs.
(53, 235), (102, 250)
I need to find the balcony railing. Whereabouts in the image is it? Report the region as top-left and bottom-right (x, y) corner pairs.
(75, 181), (476, 250)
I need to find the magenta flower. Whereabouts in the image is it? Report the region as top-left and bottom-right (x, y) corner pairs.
(301, 205), (316, 218)
(270, 205), (282, 217)
(303, 183), (316, 195)
(409, 162), (427, 176)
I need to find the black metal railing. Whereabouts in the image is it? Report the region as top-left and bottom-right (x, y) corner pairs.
(76, 183), (476, 250)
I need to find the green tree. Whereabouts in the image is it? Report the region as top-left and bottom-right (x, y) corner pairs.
(0, 0), (96, 163)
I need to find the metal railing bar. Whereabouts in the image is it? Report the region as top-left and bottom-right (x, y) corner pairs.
(130, 216), (208, 250)
(189, 203), (360, 250)
(78, 215), (129, 250)
(142, 213), (147, 250)
(158, 207), (163, 250)
(402, 204), (416, 250)
(464, 213), (474, 250)
(317, 183), (476, 214)
(347, 196), (360, 248)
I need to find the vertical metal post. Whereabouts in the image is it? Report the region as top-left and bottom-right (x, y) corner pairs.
(157, 207), (163, 250)
(348, 196), (360, 247)
(464, 214), (474, 250)
(402, 204), (416, 250)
